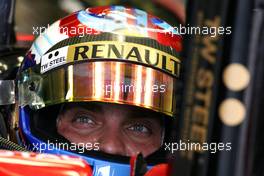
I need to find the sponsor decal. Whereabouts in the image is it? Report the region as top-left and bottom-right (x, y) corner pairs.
(41, 46), (68, 73)
(67, 41), (180, 77)
(41, 41), (180, 76)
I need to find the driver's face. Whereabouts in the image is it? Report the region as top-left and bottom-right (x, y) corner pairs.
(57, 103), (163, 157)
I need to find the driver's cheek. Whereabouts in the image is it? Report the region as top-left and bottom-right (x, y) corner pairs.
(124, 140), (148, 156)
(57, 121), (101, 146)
(58, 127), (95, 144)
(124, 137), (161, 157)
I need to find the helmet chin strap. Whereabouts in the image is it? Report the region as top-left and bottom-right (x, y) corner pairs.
(130, 153), (169, 176)
(130, 153), (148, 176)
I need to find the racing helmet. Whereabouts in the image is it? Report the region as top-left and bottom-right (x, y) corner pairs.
(17, 6), (182, 176)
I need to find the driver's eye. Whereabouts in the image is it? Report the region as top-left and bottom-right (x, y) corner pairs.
(127, 123), (151, 134)
(73, 115), (95, 125)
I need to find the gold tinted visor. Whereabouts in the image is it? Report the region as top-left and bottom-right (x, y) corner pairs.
(19, 61), (176, 116)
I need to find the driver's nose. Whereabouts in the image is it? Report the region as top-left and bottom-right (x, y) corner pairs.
(98, 127), (127, 156)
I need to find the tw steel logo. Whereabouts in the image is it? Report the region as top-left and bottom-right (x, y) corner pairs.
(181, 14), (221, 160)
